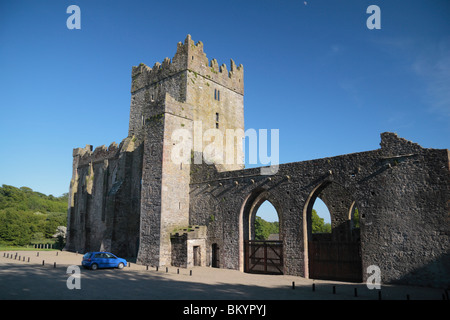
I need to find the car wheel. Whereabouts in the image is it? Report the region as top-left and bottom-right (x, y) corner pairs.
(117, 262), (124, 269)
(91, 263), (98, 270)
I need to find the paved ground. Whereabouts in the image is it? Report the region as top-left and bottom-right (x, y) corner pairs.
(0, 250), (447, 301)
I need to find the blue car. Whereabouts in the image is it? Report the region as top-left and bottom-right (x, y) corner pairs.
(82, 252), (127, 270)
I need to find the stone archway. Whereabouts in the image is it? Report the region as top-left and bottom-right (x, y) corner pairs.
(303, 181), (362, 282)
(239, 187), (284, 274)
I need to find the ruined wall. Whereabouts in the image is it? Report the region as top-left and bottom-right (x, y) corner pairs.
(360, 133), (450, 287)
(189, 133), (450, 288)
(66, 137), (143, 258)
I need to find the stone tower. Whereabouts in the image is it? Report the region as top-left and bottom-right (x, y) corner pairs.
(130, 35), (245, 266)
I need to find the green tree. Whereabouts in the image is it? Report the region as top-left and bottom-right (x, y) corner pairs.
(0, 185), (68, 246)
(254, 216), (279, 240)
(311, 209), (331, 233)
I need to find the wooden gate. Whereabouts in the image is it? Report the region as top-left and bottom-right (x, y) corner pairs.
(308, 241), (362, 282)
(244, 240), (283, 275)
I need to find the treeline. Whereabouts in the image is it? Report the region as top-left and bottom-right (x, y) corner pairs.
(0, 185), (68, 246)
(255, 209), (332, 240)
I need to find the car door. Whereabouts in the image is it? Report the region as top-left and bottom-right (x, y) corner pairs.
(94, 253), (108, 268)
(105, 253), (117, 267)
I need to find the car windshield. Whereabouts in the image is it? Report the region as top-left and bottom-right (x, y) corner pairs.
(83, 253), (92, 259)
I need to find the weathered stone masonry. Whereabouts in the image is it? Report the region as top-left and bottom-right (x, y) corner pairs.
(66, 35), (449, 288)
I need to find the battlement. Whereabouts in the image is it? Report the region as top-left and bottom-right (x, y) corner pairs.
(131, 34), (244, 95)
(73, 136), (137, 166)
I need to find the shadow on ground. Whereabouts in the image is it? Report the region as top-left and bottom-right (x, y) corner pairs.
(0, 259), (446, 301)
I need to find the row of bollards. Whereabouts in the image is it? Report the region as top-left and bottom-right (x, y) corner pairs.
(3, 252), (59, 268)
(3, 252), (194, 275)
(4, 252), (31, 263)
(289, 280), (449, 300)
(143, 264), (193, 276)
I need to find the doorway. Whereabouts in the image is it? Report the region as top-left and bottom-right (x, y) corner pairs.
(193, 246), (201, 266)
(211, 243), (219, 268)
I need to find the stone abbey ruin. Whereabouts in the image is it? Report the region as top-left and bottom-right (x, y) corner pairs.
(66, 35), (449, 288)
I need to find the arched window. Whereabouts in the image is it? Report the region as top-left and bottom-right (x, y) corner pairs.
(255, 201), (279, 240)
(312, 198), (331, 234)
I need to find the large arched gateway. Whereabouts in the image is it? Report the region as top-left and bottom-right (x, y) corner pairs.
(303, 181), (362, 282)
(239, 187), (284, 274)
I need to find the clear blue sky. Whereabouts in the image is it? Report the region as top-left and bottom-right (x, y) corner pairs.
(1, 1), (449, 222)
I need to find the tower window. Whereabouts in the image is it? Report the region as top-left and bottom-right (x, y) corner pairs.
(214, 89), (221, 101)
(216, 123), (219, 129)
(216, 113), (219, 122)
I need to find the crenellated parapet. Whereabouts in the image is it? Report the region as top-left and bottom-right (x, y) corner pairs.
(130, 34), (244, 95)
(73, 136), (138, 167)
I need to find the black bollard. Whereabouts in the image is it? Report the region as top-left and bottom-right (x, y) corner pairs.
(292, 281), (295, 290)
(333, 286), (336, 294)
(312, 283), (315, 292)
(354, 288), (358, 297)
(190, 270), (192, 276)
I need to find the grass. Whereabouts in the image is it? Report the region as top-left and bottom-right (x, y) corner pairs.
(0, 245), (59, 251)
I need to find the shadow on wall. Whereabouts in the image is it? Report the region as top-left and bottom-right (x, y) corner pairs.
(393, 253), (450, 289)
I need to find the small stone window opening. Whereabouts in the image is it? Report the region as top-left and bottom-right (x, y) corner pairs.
(216, 122), (219, 129)
(216, 113), (219, 122)
(214, 89), (221, 101)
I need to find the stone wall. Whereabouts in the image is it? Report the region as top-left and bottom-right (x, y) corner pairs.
(189, 133), (450, 287)
(66, 35), (449, 289)
(66, 137), (143, 259)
